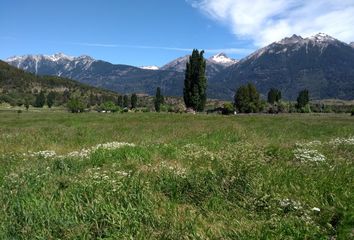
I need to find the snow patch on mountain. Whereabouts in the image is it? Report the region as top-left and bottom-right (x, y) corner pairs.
(209, 53), (238, 66)
(139, 65), (159, 70)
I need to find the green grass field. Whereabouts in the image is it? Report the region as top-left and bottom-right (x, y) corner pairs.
(0, 111), (353, 239)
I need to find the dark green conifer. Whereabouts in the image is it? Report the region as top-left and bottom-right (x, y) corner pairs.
(183, 49), (207, 111)
(154, 87), (164, 112)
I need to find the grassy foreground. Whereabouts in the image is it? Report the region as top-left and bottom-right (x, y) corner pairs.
(0, 111), (353, 239)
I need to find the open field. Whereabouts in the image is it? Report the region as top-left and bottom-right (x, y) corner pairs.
(0, 111), (353, 239)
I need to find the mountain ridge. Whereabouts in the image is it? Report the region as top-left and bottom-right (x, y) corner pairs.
(5, 33), (354, 100)
(212, 33), (354, 100)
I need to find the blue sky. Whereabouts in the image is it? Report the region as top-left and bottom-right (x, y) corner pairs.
(0, 0), (253, 66)
(1, 0), (354, 66)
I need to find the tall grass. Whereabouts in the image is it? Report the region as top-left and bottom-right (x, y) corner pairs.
(0, 111), (353, 239)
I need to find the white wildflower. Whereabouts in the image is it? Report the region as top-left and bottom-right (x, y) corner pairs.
(29, 150), (57, 159)
(329, 136), (354, 146)
(311, 207), (321, 212)
(279, 198), (302, 210)
(24, 141), (136, 160)
(294, 148), (326, 163)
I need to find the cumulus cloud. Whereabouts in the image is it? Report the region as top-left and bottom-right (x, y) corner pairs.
(188, 0), (354, 46)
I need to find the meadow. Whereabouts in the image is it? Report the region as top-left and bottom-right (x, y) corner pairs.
(0, 110), (353, 239)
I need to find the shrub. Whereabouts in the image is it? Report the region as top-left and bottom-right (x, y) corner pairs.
(67, 98), (85, 113)
(222, 102), (235, 115)
(99, 101), (120, 112)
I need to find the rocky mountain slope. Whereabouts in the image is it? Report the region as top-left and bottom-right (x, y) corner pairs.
(0, 60), (117, 105)
(211, 33), (354, 100)
(6, 53), (185, 96)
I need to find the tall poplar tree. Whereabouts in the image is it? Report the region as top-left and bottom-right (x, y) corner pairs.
(183, 49), (207, 112)
(154, 87), (164, 112)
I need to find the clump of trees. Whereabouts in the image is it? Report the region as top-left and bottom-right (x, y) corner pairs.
(67, 98), (85, 113)
(34, 91), (46, 108)
(267, 88), (282, 104)
(131, 93), (138, 109)
(234, 83), (263, 113)
(123, 95), (129, 108)
(296, 89), (310, 112)
(47, 91), (56, 108)
(154, 87), (164, 112)
(183, 49), (207, 112)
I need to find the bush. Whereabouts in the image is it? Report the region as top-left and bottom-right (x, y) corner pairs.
(222, 103), (235, 115)
(67, 98), (85, 113)
(299, 104), (311, 113)
(99, 101), (120, 112)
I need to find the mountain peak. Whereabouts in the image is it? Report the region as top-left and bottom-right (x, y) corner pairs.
(76, 55), (94, 61)
(309, 33), (336, 43)
(209, 53), (238, 65)
(278, 34), (304, 44)
(48, 53), (74, 61)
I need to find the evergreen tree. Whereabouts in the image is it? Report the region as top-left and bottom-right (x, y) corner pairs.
(234, 83), (262, 113)
(297, 89), (310, 109)
(117, 95), (123, 107)
(34, 91), (46, 108)
(267, 88), (282, 104)
(24, 98), (30, 111)
(47, 91), (56, 108)
(131, 93), (138, 109)
(123, 95), (129, 108)
(154, 87), (164, 112)
(183, 49), (207, 111)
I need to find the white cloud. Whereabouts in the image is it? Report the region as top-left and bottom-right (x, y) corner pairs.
(188, 0), (354, 46)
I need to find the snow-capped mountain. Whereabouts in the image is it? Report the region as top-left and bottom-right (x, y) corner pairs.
(209, 53), (238, 66)
(350, 42), (354, 48)
(161, 53), (237, 73)
(6, 33), (354, 100)
(160, 53), (238, 80)
(212, 33), (354, 100)
(6, 53), (95, 76)
(6, 53), (185, 96)
(139, 65), (159, 70)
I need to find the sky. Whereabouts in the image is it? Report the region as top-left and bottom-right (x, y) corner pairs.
(1, 0), (354, 67)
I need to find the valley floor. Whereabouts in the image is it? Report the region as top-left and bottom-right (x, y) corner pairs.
(0, 111), (353, 239)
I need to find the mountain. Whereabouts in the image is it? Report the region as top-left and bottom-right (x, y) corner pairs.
(0, 60), (117, 106)
(6, 53), (185, 97)
(161, 53), (238, 72)
(139, 65), (159, 70)
(211, 33), (354, 100)
(160, 53), (238, 78)
(350, 42), (354, 48)
(6, 34), (354, 100)
(209, 53), (238, 66)
(6, 52), (236, 98)
(160, 55), (189, 72)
